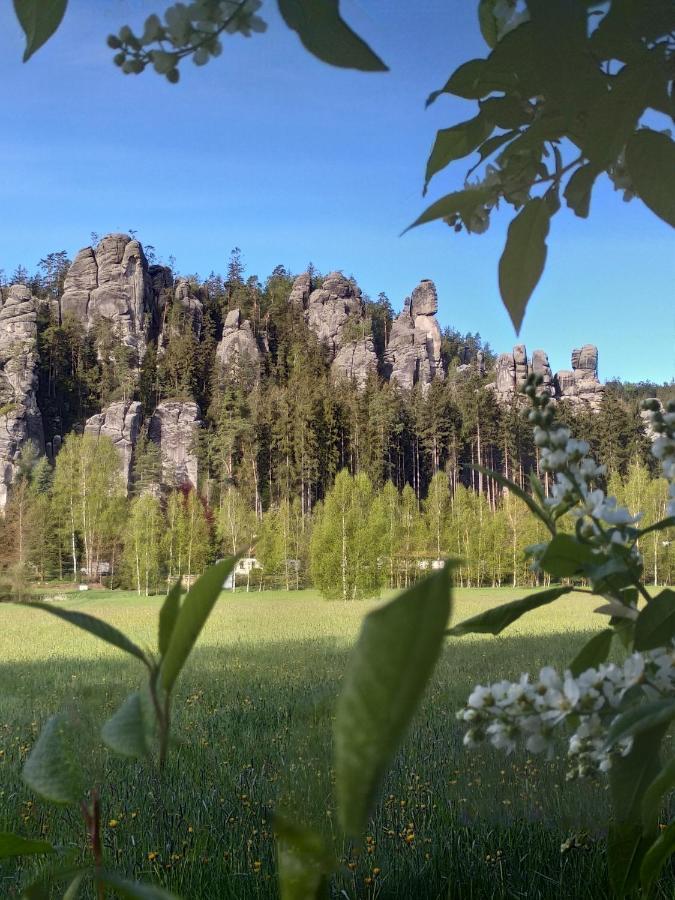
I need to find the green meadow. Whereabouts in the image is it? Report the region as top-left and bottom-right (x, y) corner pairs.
(0, 588), (669, 899)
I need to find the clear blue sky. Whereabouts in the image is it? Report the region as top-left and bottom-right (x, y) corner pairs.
(1, 0), (673, 383)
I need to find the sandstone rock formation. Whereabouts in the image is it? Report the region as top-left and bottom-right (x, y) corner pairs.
(288, 272), (311, 311)
(84, 400), (142, 492)
(332, 337), (378, 389)
(59, 234), (157, 358)
(148, 400), (200, 489)
(215, 308), (261, 382)
(384, 280), (443, 392)
(555, 344), (604, 410)
(0, 285), (44, 508)
(640, 399), (663, 442)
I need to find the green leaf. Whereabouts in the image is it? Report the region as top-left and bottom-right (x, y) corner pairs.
(478, 0), (499, 48)
(404, 187), (493, 233)
(0, 832), (55, 859)
(634, 589), (675, 651)
(472, 464), (554, 533)
(334, 564), (452, 835)
(569, 629), (614, 677)
(275, 816), (333, 900)
(277, 0), (387, 73)
(563, 163), (599, 219)
(159, 580), (183, 657)
(638, 516), (675, 538)
(626, 129), (675, 228)
(609, 726), (669, 896)
(426, 59), (489, 105)
(13, 0), (68, 61)
(470, 130), (521, 174)
(479, 96), (530, 130)
(538, 533), (597, 577)
(161, 558), (236, 694)
(606, 699), (675, 750)
(96, 872), (179, 899)
(642, 756), (675, 836)
(63, 872), (87, 900)
(101, 692), (149, 759)
(22, 602), (148, 666)
(498, 197), (550, 332)
(22, 714), (82, 805)
(447, 586), (571, 637)
(424, 115), (494, 193)
(641, 820), (675, 897)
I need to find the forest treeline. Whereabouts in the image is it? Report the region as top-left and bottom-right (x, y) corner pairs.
(2, 248), (674, 596)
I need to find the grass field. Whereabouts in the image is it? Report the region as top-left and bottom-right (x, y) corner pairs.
(0, 587), (669, 898)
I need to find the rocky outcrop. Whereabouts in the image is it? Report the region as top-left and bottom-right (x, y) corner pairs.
(555, 344), (604, 410)
(384, 279), (443, 392)
(332, 337), (378, 389)
(215, 308), (261, 382)
(59, 234), (157, 358)
(492, 343), (604, 410)
(173, 279), (203, 339)
(641, 399), (663, 442)
(84, 400), (142, 492)
(0, 285), (44, 508)
(148, 401), (200, 489)
(288, 273), (311, 312)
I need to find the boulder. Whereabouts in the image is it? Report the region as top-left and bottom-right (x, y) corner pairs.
(148, 400), (200, 489)
(84, 400), (142, 492)
(215, 308), (261, 382)
(385, 279), (443, 392)
(305, 271), (363, 357)
(0, 285), (44, 508)
(555, 344), (604, 410)
(59, 234), (157, 358)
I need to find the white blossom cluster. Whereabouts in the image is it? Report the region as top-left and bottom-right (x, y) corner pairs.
(524, 381), (640, 555)
(643, 399), (675, 518)
(457, 645), (675, 778)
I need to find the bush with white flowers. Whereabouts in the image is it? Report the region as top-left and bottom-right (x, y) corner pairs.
(450, 376), (675, 898)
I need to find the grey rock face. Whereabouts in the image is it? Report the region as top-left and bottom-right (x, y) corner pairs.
(385, 279), (443, 393)
(59, 234), (157, 358)
(173, 278), (203, 339)
(0, 285), (44, 508)
(332, 337), (378, 389)
(148, 400), (200, 489)
(555, 344), (604, 410)
(215, 308), (261, 382)
(288, 273), (311, 311)
(84, 400), (142, 492)
(495, 352), (516, 399)
(640, 399), (663, 442)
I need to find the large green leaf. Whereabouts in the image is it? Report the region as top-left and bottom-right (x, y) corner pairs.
(563, 163), (599, 219)
(334, 564), (452, 835)
(609, 725), (668, 896)
(96, 872), (180, 899)
(426, 59), (489, 105)
(642, 756), (675, 835)
(498, 197), (550, 332)
(405, 188), (493, 233)
(634, 589), (675, 651)
(478, 0), (499, 48)
(161, 558), (236, 693)
(22, 714), (82, 805)
(13, 0), (68, 61)
(159, 580), (183, 657)
(424, 115), (494, 193)
(21, 866), (89, 900)
(626, 129), (675, 228)
(569, 628), (614, 677)
(641, 820), (675, 897)
(448, 586), (571, 637)
(101, 692), (149, 759)
(277, 0), (387, 72)
(22, 602), (148, 665)
(538, 533), (597, 577)
(275, 817), (333, 900)
(0, 832), (54, 859)
(606, 699), (675, 749)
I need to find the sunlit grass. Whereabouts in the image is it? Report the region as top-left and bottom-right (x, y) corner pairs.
(0, 587), (664, 898)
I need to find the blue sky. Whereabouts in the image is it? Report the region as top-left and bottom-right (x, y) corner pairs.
(1, 0), (673, 383)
